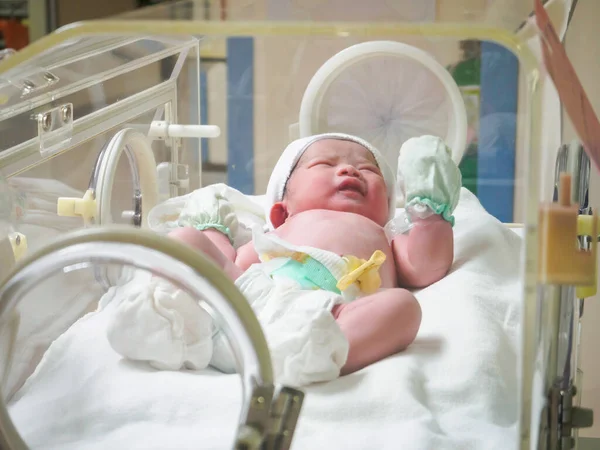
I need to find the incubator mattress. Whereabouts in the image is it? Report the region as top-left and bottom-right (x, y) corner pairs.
(7, 189), (523, 450)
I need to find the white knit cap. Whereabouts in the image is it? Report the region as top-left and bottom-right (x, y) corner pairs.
(265, 133), (397, 229)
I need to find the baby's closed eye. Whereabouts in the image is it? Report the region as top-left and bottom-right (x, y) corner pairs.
(308, 160), (334, 168)
(359, 164), (381, 174)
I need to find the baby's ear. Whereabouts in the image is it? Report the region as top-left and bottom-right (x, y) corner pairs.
(269, 202), (288, 228)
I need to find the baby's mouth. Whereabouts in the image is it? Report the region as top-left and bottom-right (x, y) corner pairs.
(338, 179), (365, 196)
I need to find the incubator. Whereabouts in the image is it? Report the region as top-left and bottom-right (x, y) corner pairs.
(0, 0), (597, 449)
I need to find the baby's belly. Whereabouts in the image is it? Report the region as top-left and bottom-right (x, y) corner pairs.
(274, 212), (398, 288)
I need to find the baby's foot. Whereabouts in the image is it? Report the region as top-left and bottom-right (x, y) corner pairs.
(106, 277), (214, 370)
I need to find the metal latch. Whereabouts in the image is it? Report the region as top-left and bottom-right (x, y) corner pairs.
(235, 384), (274, 450)
(234, 384), (304, 450)
(549, 384), (594, 449)
(264, 386), (304, 450)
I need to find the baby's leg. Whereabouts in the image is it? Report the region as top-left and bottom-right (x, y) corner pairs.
(332, 288), (421, 375)
(168, 227), (243, 281)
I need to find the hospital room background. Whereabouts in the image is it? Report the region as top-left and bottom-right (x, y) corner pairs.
(3, 0), (600, 444)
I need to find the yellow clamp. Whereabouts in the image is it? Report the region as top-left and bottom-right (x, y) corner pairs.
(57, 189), (97, 225)
(576, 215), (599, 299)
(538, 173), (597, 298)
(337, 250), (387, 295)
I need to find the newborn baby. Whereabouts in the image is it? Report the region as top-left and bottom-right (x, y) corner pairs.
(168, 134), (457, 376)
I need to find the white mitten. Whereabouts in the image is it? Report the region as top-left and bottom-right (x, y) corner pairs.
(176, 183), (241, 245)
(397, 135), (462, 226)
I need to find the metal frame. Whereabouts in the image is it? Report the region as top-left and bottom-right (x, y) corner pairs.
(536, 142), (595, 450)
(533, 2), (597, 448)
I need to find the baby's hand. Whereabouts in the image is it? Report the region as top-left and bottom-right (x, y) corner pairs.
(396, 135), (462, 226)
(177, 183), (240, 244)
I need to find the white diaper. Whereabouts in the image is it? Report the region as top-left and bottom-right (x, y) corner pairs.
(212, 268), (349, 386)
(211, 229), (351, 386)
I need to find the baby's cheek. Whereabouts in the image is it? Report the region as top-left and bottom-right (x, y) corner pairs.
(289, 190), (327, 214)
(372, 179), (389, 198)
(370, 184), (391, 217)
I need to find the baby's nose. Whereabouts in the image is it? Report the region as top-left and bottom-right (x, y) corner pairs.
(338, 164), (360, 177)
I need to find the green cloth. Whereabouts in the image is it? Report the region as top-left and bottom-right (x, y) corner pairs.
(270, 256), (341, 294)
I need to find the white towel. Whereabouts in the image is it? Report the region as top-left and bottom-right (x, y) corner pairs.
(7, 188), (525, 450)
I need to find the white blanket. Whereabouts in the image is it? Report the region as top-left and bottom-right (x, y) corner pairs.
(7, 189), (523, 450)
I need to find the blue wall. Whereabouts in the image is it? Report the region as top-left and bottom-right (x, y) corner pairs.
(477, 41), (519, 222)
(226, 37), (255, 194)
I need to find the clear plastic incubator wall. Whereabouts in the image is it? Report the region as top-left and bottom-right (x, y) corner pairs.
(0, 0), (597, 449)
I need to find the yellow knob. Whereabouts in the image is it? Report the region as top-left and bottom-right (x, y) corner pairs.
(57, 189), (97, 224)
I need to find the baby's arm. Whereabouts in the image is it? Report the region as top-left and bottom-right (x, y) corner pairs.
(168, 227), (260, 281)
(391, 214), (454, 288)
(165, 183), (263, 280)
(168, 227), (244, 281)
(392, 134), (462, 288)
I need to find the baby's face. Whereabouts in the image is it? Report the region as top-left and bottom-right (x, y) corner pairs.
(279, 139), (389, 226)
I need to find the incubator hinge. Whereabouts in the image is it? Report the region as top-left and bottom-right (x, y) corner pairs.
(234, 384), (304, 450)
(263, 386), (304, 450)
(235, 384), (275, 450)
(547, 384), (593, 449)
(33, 102), (74, 156)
